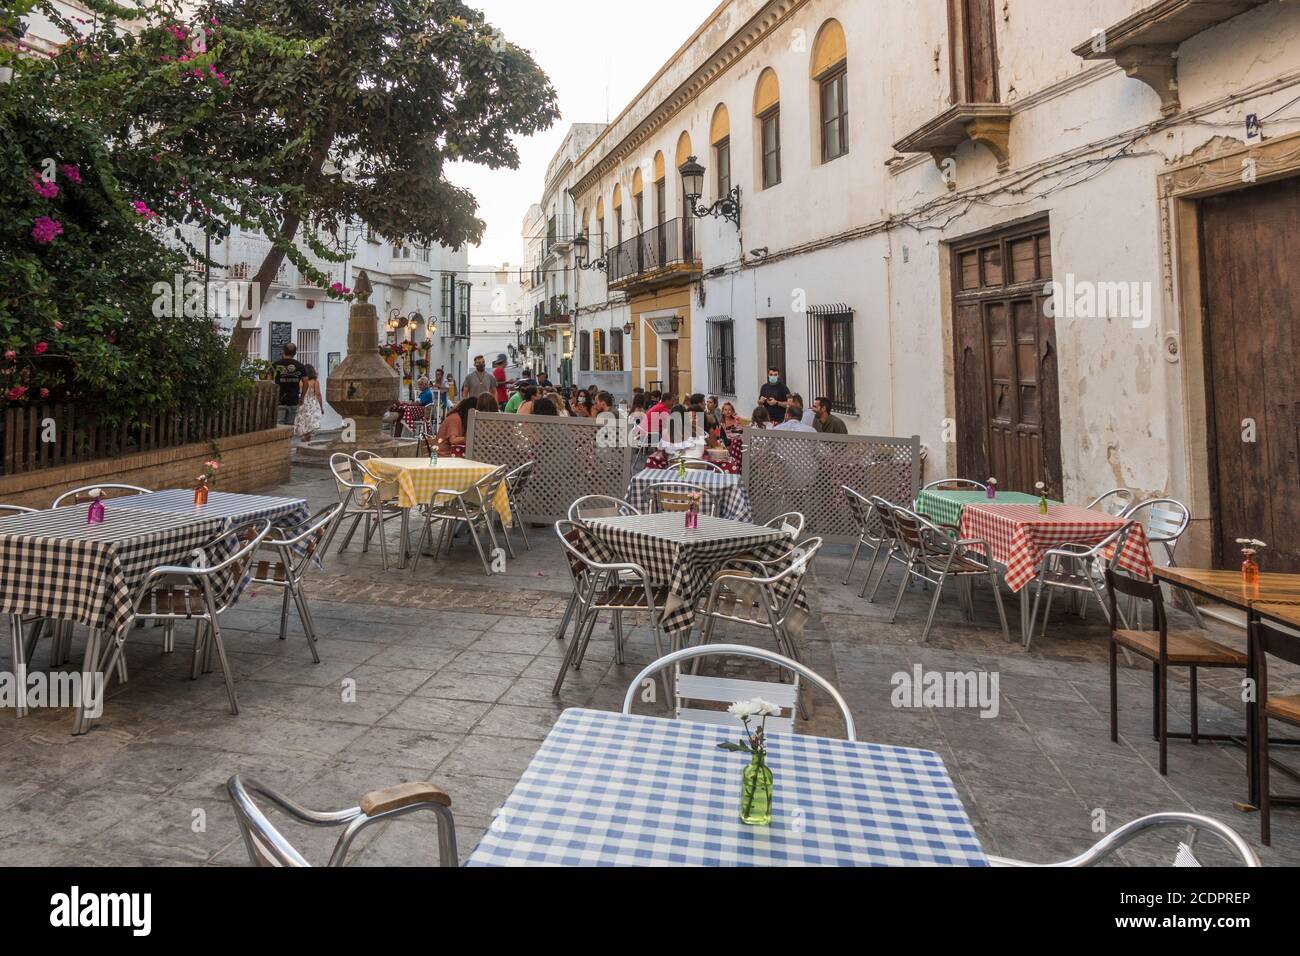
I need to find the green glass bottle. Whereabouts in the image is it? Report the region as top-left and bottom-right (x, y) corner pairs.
(740, 753), (774, 826)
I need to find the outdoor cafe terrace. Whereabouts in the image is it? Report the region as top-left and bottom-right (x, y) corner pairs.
(0, 417), (1297, 868)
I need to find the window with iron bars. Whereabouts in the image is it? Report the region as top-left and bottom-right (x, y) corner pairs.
(707, 318), (736, 397)
(806, 307), (856, 415)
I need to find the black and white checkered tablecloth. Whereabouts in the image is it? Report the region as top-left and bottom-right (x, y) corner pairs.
(582, 513), (798, 635)
(112, 490), (313, 558)
(626, 468), (754, 522)
(0, 507), (228, 639)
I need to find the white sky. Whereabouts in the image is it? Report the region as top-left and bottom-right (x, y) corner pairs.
(447, 0), (711, 266)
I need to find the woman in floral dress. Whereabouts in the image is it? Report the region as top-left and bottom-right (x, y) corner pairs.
(294, 365), (324, 441)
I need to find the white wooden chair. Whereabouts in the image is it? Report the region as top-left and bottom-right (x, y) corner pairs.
(622, 644), (856, 741)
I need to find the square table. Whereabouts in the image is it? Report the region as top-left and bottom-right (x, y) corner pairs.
(466, 708), (988, 867)
(914, 489), (1040, 529)
(1155, 567), (1300, 809)
(0, 506), (229, 733)
(112, 489), (310, 547)
(363, 457), (513, 568)
(583, 513), (796, 636)
(627, 467), (753, 522)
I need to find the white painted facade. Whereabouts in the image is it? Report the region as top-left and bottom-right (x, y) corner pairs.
(469, 263), (527, 370)
(526, 0), (1300, 563)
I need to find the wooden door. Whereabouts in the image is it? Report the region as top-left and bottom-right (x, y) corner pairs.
(952, 218), (1062, 497)
(1201, 177), (1300, 571)
(666, 339), (681, 399)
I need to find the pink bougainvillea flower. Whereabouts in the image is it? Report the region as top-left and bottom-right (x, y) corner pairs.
(167, 24), (188, 40)
(39, 388), (49, 399)
(6, 386), (27, 401)
(59, 164), (81, 184)
(31, 217), (64, 244)
(3, 351), (15, 362)
(30, 173), (59, 199)
(33, 342), (49, 355)
(330, 282), (352, 295)
(130, 201), (157, 220)
(52, 320), (64, 331)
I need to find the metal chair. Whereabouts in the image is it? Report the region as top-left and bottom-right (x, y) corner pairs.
(888, 507), (1011, 644)
(696, 538), (824, 716)
(325, 453), (404, 571)
(763, 512), (805, 538)
(651, 482), (719, 516)
(552, 520), (669, 697)
(108, 520), (273, 726)
(500, 461), (536, 552)
(622, 644), (856, 741)
(863, 496), (911, 602)
(1252, 619), (1300, 846)
(249, 504), (345, 664)
(568, 495), (640, 522)
(921, 478), (988, 493)
(1124, 497), (1202, 627)
(667, 456), (724, 473)
(557, 497), (642, 645)
(412, 465), (509, 575)
(227, 775), (458, 867)
(51, 483), (151, 508)
(842, 486), (888, 588)
(989, 812), (1259, 867)
(1087, 487), (1136, 516)
(1025, 521), (1136, 650)
(1105, 568), (1246, 776)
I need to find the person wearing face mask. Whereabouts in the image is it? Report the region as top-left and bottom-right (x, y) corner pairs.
(759, 367), (790, 411)
(463, 356), (495, 400)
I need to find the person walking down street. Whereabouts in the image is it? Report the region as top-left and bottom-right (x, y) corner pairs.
(813, 396), (848, 434)
(463, 355), (495, 400)
(273, 342), (308, 427)
(492, 354), (510, 405)
(293, 365), (324, 442)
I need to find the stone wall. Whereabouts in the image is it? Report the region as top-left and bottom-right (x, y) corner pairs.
(0, 426), (292, 510)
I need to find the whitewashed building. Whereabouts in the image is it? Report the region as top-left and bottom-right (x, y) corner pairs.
(524, 0), (1300, 569)
(469, 263), (527, 373)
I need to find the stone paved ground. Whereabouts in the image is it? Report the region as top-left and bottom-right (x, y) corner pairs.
(2, 466), (1298, 867)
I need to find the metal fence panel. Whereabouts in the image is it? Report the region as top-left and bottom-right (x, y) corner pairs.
(741, 429), (921, 543)
(466, 411), (633, 524)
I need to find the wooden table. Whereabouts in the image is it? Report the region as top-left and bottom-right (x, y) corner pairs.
(1155, 567), (1300, 808)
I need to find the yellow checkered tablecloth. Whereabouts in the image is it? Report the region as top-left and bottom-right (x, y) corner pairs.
(365, 457), (512, 525)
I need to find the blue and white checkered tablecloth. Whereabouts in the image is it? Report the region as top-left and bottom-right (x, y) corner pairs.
(466, 709), (988, 867)
(627, 468), (753, 522)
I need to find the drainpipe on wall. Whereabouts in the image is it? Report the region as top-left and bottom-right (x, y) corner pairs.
(882, 231), (899, 435)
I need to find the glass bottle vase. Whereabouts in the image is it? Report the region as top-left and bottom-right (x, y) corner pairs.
(740, 753), (774, 826)
(1242, 553), (1261, 590)
(194, 479), (210, 507)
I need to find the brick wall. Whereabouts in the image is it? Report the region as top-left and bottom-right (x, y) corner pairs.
(0, 427), (292, 510)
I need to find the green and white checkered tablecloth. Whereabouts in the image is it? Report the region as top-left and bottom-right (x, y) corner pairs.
(914, 490), (1041, 528)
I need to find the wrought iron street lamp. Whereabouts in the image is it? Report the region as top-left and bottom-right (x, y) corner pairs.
(572, 233), (608, 273)
(680, 155), (741, 229)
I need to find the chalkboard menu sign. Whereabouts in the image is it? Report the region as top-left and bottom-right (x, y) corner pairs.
(269, 322), (293, 356)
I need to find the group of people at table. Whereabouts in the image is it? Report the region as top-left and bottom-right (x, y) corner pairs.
(416, 364), (849, 470)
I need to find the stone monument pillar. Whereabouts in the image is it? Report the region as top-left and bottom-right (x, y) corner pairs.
(296, 270), (406, 462)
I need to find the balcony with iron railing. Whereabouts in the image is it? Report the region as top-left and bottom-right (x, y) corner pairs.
(607, 218), (700, 292)
(543, 216), (577, 259)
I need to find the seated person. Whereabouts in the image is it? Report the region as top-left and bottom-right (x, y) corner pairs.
(774, 404), (816, 433)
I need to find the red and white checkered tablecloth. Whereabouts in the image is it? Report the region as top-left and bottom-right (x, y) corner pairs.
(959, 503), (1153, 593)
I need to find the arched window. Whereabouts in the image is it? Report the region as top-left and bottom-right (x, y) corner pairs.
(710, 105), (731, 199)
(612, 184), (623, 247)
(754, 68), (781, 189)
(812, 19), (848, 163)
(631, 167), (645, 232)
(652, 151), (666, 231)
